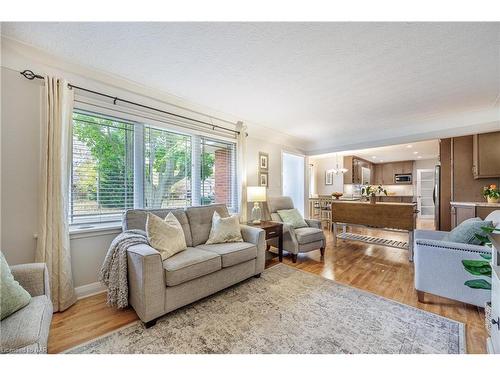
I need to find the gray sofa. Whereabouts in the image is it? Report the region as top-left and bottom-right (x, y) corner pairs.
(123, 204), (266, 327)
(267, 196), (325, 263)
(0, 263), (53, 354)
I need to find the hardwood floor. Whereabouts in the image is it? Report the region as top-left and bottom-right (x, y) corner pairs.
(48, 220), (487, 354)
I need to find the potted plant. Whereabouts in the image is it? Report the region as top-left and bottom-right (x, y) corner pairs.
(482, 184), (500, 203)
(361, 185), (388, 204)
(464, 226), (500, 335)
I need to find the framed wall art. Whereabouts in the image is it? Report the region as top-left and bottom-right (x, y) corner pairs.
(259, 152), (269, 171)
(259, 172), (268, 187)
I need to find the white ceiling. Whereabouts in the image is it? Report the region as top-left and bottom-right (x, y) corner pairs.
(310, 139), (439, 163)
(2, 22), (499, 152)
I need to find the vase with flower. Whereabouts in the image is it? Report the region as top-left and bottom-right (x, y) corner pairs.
(361, 185), (388, 204)
(482, 184), (500, 203)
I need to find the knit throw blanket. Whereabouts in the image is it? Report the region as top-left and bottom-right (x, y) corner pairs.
(99, 229), (149, 309)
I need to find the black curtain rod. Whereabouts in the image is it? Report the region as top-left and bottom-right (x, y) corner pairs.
(20, 69), (240, 136)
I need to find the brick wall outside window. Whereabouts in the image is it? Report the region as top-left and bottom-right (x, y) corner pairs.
(214, 148), (230, 205)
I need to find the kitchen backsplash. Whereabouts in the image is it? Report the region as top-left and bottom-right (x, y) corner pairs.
(344, 184), (414, 197)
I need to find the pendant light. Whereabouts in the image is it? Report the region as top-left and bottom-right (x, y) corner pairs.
(328, 153), (348, 175)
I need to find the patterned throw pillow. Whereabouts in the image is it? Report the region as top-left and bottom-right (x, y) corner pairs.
(1, 252), (31, 320)
(205, 212), (243, 244)
(146, 212), (187, 260)
(277, 208), (308, 228)
(442, 217), (494, 245)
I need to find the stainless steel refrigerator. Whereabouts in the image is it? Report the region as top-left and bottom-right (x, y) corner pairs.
(433, 164), (441, 230)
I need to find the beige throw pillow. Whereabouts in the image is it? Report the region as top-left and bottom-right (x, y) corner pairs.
(205, 211), (243, 244)
(1, 252), (31, 320)
(146, 212), (187, 260)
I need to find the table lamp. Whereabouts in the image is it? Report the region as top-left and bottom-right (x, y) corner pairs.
(247, 186), (267, 224)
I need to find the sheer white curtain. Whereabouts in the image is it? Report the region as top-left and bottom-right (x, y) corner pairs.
(36, 76), (77, 312)
(236, 121), (248, 223)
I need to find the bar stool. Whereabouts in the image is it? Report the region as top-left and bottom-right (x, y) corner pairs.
(319, 197), (333, 231)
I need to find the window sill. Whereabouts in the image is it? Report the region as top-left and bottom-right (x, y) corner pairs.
(69, 222), (122, 239)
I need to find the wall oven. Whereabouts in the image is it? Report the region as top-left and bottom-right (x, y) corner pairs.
(394, 174), (412, 184)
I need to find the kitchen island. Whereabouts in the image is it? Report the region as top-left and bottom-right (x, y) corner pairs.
(331, 200), (418, 261)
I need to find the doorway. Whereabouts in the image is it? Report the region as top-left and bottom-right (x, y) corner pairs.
(282, 151), (305, 216)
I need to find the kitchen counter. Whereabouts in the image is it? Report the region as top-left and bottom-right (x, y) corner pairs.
(450, 201), (500, 207)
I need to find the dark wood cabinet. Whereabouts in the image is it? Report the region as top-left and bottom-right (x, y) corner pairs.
(373, 161), (414, 185)
(343, 156), (373, 185)
(473, 132), (500, 179)
(451, 205), (475, 229)
(346, 158), (415, 186)
(382, 163), (394, 184)
(451, 204), (499, 229)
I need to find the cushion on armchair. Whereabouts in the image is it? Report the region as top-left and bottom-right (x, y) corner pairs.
(277, 208), (308, 228)
(294, 227), (324, 244)
(0, 253), (31, 320)
(442, 217), (493, 245)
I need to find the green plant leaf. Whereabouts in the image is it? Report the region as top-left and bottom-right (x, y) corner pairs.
(480, 253), (492, 260)
(462, 260), (492, 277)
(474, 233), (490, 244)
(464, 279), (492, 290)
(480, 226), (496, 233)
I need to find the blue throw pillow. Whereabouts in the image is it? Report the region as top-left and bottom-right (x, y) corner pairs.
(443, 217), (493, 245)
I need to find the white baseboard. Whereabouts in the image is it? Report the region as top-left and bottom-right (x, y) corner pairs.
(75, 281), (107, 300)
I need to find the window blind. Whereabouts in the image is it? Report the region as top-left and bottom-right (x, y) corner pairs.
(71, 112), (134, 224)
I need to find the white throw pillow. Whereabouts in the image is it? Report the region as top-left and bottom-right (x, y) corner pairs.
(146, 212), (187, 260)
(205, 211), (243, 244)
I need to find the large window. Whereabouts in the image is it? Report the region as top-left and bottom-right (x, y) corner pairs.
(71, 112), (134, 224)
(70, 110), (237, 225)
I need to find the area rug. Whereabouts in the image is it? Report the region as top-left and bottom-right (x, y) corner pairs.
(67, 264), (465, 354)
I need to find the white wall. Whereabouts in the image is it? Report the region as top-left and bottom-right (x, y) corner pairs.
(1, 43), (305, 291)
(1, 68), (41, 265)
(246, 136), (304, 199)
(311, 156), (344, 195)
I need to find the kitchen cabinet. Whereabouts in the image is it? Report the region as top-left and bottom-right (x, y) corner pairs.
(473, 131), (500, 179)
(343, 156), (373, 185)
(382, 163), (394, 185)
(373, 164), (381, 185)
(449, 202), (500, 229)
(373, 161), (414, 185)
(451, 205), (475, 228)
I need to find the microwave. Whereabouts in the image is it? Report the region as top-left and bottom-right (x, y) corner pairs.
(394, 174), (412, 184)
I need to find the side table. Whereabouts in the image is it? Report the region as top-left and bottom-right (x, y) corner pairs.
(247, 221), (284, 262)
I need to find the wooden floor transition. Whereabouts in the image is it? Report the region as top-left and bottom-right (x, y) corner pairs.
(48, 219), (487, 354)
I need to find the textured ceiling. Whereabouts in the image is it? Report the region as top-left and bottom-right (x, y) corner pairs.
(2, 22), (499, 151)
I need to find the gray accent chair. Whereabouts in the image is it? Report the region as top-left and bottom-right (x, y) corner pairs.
(123, 204), (266, 327)
(0, 263), (53, 354)
(267, 196), (325, 263)
(414, 210), (500, 307)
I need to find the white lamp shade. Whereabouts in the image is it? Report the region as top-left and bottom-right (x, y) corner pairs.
(247, 186), (267, 202)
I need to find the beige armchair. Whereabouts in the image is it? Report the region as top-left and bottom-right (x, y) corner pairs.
(267, 196), (326, 263)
